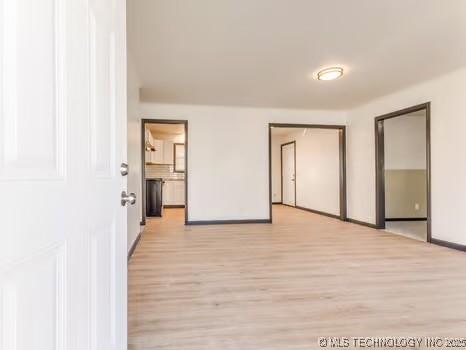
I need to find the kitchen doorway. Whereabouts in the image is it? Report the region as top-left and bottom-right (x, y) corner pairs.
(141, 119), (188, 225)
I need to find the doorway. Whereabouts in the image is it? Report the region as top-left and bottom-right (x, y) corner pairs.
(141, 119), (188, 225)
(375, 103), (431, 242)
(281, 141), (296, 207)
(269, 123), (347, 222)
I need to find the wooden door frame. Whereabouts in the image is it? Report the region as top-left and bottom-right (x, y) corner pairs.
(280, 141), (297, 207)
(268, 123), (347, 223)
(374, 102), (431, 242)
(141, 119), (188, 225)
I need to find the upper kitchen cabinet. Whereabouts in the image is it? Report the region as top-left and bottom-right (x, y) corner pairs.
(145, 129), (155, 162)
(150, 139), (165, 164)
(146, 139), (175, 165)
(145, 123), (185, 165)
(163, 140), (174, 165)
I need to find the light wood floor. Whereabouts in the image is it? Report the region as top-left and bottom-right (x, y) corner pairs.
(129, 205), (466, 350)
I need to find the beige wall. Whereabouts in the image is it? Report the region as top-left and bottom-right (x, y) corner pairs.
(385, 170), (427, 218)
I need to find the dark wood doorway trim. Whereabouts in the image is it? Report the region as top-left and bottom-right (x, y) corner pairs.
(280, 141), (297, 207)
(374, 102), (431, 242)
(141, 119), (188, 225)
(268, 123), (347, 223)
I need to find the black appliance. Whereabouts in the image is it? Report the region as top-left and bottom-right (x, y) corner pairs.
(146, 179), (164, 217)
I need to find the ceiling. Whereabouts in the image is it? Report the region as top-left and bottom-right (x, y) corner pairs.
(128, 0), (466, 110)
(271, 127), (305, 137)
(146, 123), (184, 136)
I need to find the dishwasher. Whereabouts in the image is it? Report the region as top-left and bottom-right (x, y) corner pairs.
(146, 179), (164, 217)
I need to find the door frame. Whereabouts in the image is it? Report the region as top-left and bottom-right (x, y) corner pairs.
(141, 119), (188, 225)
(268, 123), (347, 222)
(280, 141), (297, 207)
(374, 102), (431, 242)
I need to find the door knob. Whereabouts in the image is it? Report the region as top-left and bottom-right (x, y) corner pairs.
(120, 162), (129, 176)
(121, 191), (136, 206)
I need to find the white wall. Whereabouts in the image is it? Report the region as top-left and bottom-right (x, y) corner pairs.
(139, 103), (347, 221)
(127, 54), (142, 251)
(385, 115), (426, 170)
(347, 67), (466, 244)
(296, 129), (340, 215)
(273, 129), (340, 215)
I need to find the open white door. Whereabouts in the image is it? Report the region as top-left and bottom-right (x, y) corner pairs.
(282, 142), (296, 206)
(0, 0), (128, 349)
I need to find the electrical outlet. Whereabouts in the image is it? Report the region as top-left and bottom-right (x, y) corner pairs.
(414, 203), (420, 211)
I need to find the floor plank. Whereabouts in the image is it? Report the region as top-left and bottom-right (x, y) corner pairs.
(128, 205), (466, 350)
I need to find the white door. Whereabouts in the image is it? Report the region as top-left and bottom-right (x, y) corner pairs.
(0, 0), (128, 349)
(282, 142), (296, 206)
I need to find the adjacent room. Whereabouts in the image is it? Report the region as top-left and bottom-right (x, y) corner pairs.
(382, 109), (428, 241)
(270, 125), (345, 221)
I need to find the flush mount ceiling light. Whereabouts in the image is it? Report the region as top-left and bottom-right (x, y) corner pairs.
(316, 67), (344, 81)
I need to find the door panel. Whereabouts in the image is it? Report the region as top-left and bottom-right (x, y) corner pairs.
(1, 245), (66, 350)
(282, 142), (296, 206)
(0, 0), (65, 180)
(0, 0), (127, 349)
(89, 7), (117, 178)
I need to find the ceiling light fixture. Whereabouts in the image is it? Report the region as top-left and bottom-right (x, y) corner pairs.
(317, 67), (344, 81)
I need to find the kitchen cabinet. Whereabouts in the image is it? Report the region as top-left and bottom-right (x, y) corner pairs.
(173, 181), (185, 204)
(146, 138), (174, 165)
(163, 180), (185, 206)
(145, 129), (164, 164)
(150, 139), (164, 164)
(163, 140), (174, 164)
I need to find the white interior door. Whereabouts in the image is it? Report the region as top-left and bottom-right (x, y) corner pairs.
(282, 142), (296, 206)
(0, 0), (128, 349)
